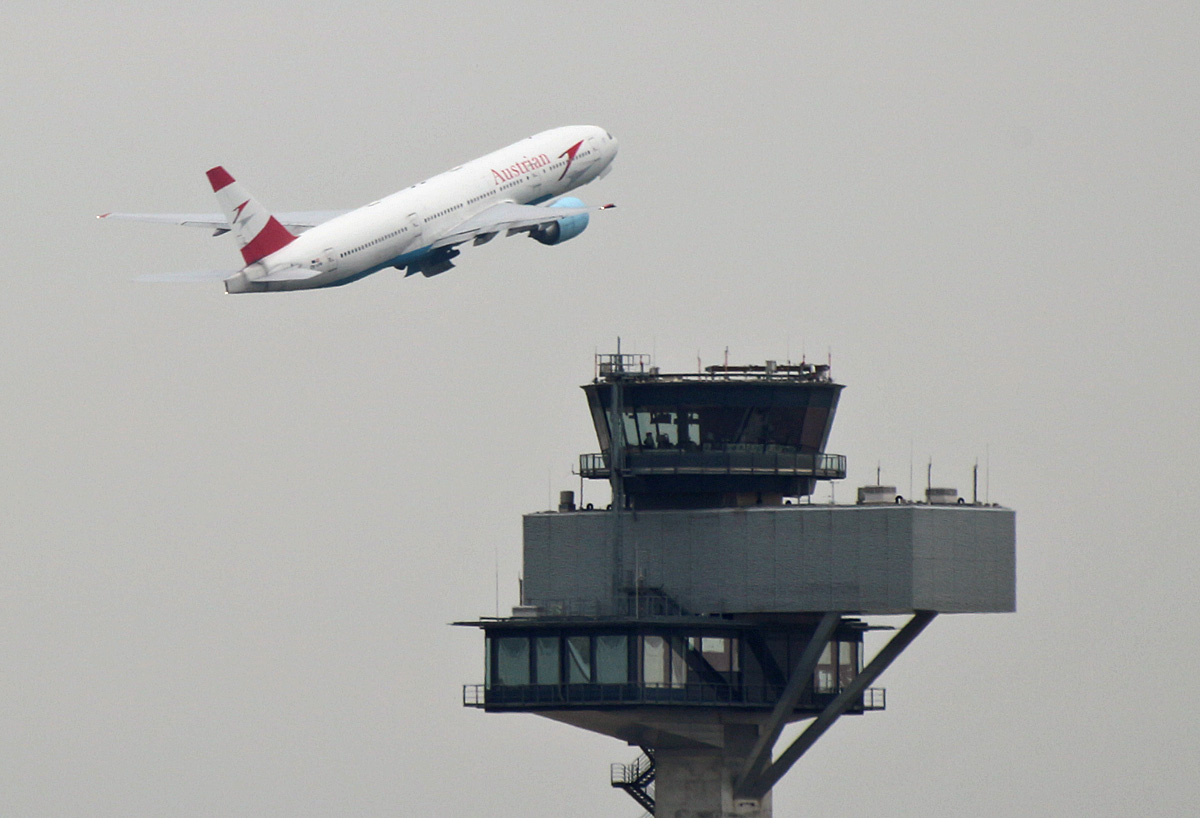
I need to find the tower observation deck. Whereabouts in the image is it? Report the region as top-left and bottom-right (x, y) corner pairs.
(459, 352), (1015, 818)
(580, 353), (845, 509)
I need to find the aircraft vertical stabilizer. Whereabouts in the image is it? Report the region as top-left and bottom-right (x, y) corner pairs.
(206, 166), (297, 265)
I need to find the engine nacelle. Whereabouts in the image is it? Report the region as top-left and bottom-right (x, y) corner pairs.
(531, 197), (589, 245)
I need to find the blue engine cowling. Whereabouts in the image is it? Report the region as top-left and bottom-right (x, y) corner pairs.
(531, 197), (589, 245)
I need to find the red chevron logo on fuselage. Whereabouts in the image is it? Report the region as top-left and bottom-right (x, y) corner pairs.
(557, 140), (584, 181)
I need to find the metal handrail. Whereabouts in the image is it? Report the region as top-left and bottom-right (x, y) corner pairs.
(579, 450), (847, 480)
(863, 687), (886, 709)
(463, 682), (885, 710)
(611, 755), (653, 786)
(596, 353), (651, 378)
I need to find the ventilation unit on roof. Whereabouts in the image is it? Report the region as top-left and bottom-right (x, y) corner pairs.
(858, 485), (898, 504)
(926, 487), (959, 505)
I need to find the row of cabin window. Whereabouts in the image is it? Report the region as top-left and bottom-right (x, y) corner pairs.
(467, 189), (500, 205)
(342, 227), (409, 257)
(425, 202), (465, 223)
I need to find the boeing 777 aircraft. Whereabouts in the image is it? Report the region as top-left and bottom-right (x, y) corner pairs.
(100, 125), (618, 293)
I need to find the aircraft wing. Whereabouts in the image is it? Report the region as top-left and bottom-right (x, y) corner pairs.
(98, 210), (349, 235)
(430, 201), (613, 250)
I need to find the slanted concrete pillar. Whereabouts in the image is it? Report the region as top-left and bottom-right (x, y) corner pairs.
(654, 724), (772, 818)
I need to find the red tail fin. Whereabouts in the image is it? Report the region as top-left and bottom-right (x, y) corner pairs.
(207, 166), (297, 265)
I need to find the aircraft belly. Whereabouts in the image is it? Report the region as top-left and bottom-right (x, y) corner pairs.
(389, 244), (434, 272)
(261, 270), (335, 292)
(266, 268), (375, 291)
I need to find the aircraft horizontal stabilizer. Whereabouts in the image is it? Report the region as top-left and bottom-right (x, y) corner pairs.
(135, 270), (239, 283)
(98, 210), (348, 234)
(135, 266), (321, 284)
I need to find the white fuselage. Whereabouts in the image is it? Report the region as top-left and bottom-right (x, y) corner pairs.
(230, 125), (617, 292)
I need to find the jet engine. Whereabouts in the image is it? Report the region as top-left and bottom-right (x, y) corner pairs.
(530, 197), (589, 245)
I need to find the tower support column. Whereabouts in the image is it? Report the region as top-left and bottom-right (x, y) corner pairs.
(655, 724), (773, 818)
(736, 610), (939, 801)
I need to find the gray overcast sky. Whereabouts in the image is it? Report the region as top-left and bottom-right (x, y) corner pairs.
(3, 2), (1198, 816)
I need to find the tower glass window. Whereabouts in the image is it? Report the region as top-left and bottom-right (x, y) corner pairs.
(642, 635), (666, 686)
(536, 636), (560, 685)
(838, 641), (859, 688)
(595, 634), (628, 684)
(497, 637), (530, 686)
(692, 636), (739, 677)
(567, 635), (592, 683)
(816, 643), (836, 693)
(670, 636), (688, 687)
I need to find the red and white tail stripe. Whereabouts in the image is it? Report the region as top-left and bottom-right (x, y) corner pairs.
(206, 166), (296, 266)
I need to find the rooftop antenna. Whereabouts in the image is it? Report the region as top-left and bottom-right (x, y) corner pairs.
(494, 544), (500, 617)
(973, 460), (979, 505)
(927, 459), (933, 493)
(986, 444), (991, 504)
(908, 440), (914, 500)
(877, 462), (882, 486)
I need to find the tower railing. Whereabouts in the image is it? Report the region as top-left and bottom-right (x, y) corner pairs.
(579, 450), (847, 480)
(596, 353), (651, 378)
(463, 682), (886, 711)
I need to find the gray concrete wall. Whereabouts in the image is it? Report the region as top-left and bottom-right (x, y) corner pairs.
(655, 724), (771, 818)
(523, 504), (1015, 615)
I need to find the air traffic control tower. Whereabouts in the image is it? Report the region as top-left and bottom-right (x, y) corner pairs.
(460, 353), (1015, 817)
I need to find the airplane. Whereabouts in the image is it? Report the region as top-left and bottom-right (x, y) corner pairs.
(99, 125), (618, 293)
